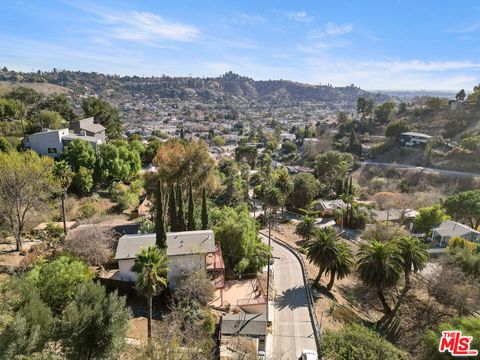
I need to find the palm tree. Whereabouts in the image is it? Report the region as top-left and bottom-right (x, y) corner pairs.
(357, 241), (402, 314)
(275, 167), (293, 220)
(131, 246), (168, 340)
(263, 186), (283, 227)
(395, 236), (429, 288)
(53, 160), (74, 234)
(294, 216), (315, 242)
(325, 241), (354, 290)
(304, 227), (342, 287)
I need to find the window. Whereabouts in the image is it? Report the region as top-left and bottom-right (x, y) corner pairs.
(47, 148), (57, 154)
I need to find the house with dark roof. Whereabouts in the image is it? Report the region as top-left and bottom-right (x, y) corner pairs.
(431, 220), (480, 246)
(114, 230), (224, 288)
(71, 117), (106, 142)
(220, 312), (267, 357)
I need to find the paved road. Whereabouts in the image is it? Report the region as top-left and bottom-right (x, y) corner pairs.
(261, 234), (317, 359)
(362, 161), (480, 177)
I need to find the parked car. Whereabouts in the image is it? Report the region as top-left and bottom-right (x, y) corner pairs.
(301, 349), (318, 360)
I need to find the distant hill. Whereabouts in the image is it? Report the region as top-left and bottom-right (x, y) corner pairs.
(374, 90), (457, 101)
(0, 80), (70, 96)
(0, 68), (391, 108)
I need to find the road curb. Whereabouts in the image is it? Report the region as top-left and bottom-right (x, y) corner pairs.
(260, 231), (322, 357)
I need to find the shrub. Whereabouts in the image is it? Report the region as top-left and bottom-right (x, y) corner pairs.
(26, 255), (93, 310)
(320, 324), (408, 360)
(79, 202), (99, 219)
(63, 225), (116, 266)
(116, 191), (139, 211)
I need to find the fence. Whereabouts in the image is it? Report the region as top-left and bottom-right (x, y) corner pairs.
(260, 231), (322, 355)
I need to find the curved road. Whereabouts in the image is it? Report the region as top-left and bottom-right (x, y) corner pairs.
(261, 234), (317, 359)
(362, 161), (480, 177)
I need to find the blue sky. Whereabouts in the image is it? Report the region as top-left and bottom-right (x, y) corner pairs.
(1, 0), (480, 90)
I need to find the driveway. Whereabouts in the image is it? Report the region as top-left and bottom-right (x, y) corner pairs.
(260, 234), (317, 359)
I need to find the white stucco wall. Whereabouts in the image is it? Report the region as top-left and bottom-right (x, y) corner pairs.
(167, 254), (206, 288)
(118, 259), (137, 282)
(26, 129), (69, 157)
(117, 254), (206, 288)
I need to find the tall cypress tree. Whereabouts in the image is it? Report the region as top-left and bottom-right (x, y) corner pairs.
(187, 180), (195, 231)
(168, 184), (178, 232)
(155, 181), (167, 248)
(176, 183), (186, 231)
(201, 187), (208, 230)
(348, 176), (353, 196)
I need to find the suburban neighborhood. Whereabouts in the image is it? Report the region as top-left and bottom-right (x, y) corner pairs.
(1, 1), (480, 360)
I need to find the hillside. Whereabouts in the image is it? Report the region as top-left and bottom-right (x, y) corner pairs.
(0, 68), (390, 108)
(0, 80), (70, 96)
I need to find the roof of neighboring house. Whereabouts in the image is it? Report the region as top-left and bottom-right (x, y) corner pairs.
(371, 208), (418, 222)
(166, 230), (215, 256)
(320, 199), (346, 211)
(81, 123), (106, 134)
(432, 220), (480, 238)
(400, 132), (432, 138)
(115, 230), (216, 260)
(221, 313), (267, 337)
(115, 234), (156, 260)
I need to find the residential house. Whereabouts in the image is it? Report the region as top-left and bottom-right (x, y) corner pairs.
(23, 128), (102, 158)
(317, 199), (347, 212)
(70, 117), (106, 142)
(114, 230), (225, 288)
(371, 208), (418, 224)
(430, 220), (480, 246)
(399, 132), (432, 147)
(220, 312), (267, 358)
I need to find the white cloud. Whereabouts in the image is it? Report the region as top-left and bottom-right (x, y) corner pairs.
(286, 11), (313, 22)
(445, 22), (480, 33)
(325, 22), (353, 36)
(231, 13), (266, 25)
(301, 57), (480, 90)
(102, 11), (199, 43)
(311, 22), (353, 39)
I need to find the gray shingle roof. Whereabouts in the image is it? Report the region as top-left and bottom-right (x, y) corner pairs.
(432, 220), (480, 238)
(221, 313), (267, 336)
(115, 230), (215, 260)
(115, 234), (156, 260)
(166, 230), (215, 256)
(81, 123), (106, 134)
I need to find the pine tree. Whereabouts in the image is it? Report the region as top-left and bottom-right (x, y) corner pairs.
(201, 187), (208, 230)
(155, 181), (167, 248)
(187, 180), (195, 231)
(176, 183), (186, 231)
(168, 184), (178, 232)
(349, 129), (358, 152)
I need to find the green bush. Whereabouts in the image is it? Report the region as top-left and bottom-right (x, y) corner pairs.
(116, 191), (139, 211)
(320, 324), (408, 360)
(79, 202), (99, 219)
(26, 255), (93, 311)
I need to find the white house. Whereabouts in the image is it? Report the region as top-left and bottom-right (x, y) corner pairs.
(399, 132), (432, 147)
(24, 128), (102, 158)
(114, 230), (223, 288)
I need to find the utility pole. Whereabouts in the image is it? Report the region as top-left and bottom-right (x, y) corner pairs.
(266, 207), (272, 326)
